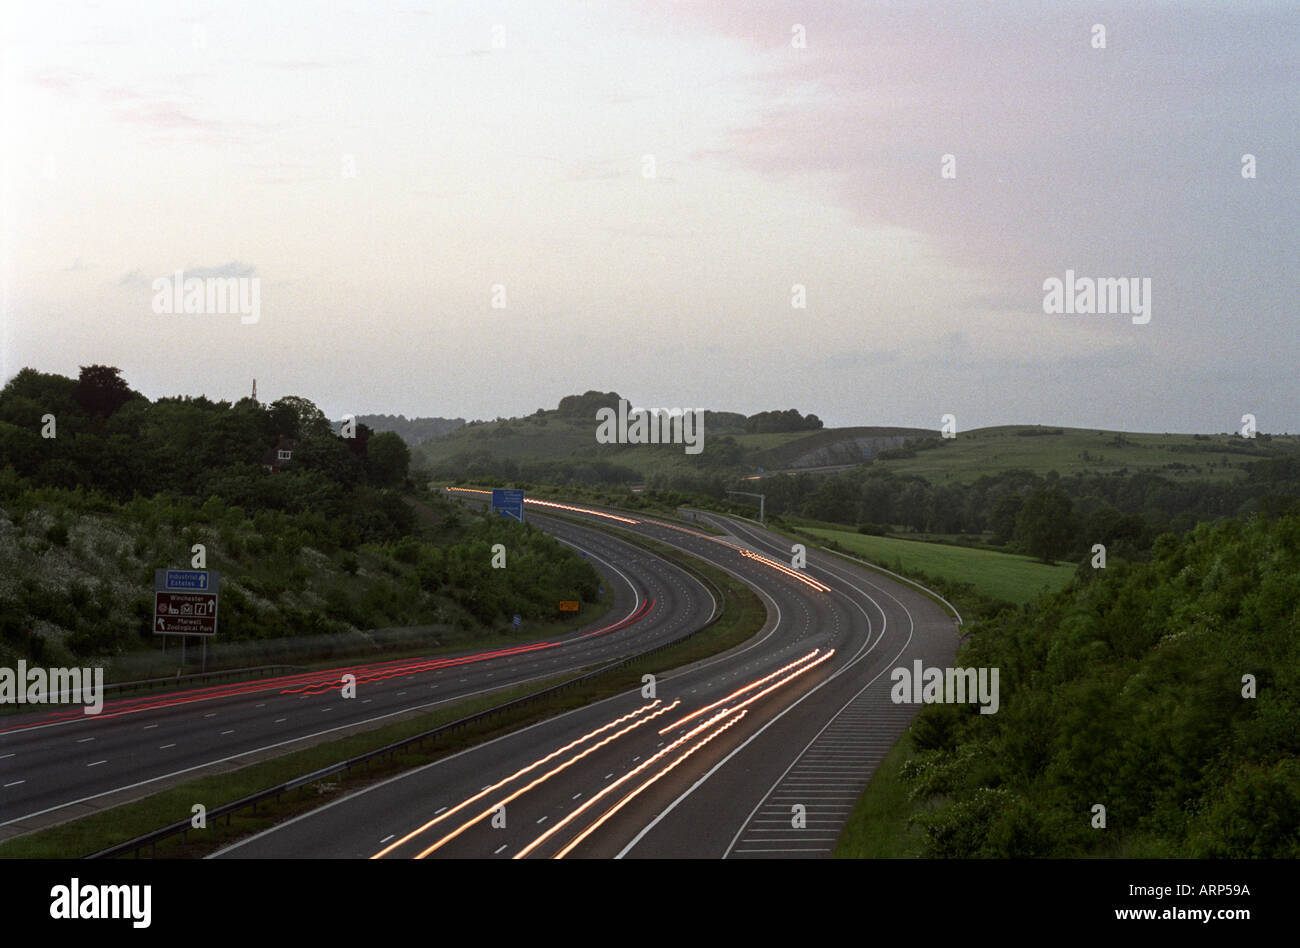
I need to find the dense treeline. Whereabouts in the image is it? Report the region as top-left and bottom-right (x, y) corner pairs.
(331, 413), (464, 447)
(0, 366), (415, 542)
(0, 366), (601, 664)
(753, 462), (1300, 563)
(432, 438), (748, 485)
(742, 408), (823, 434)
(899, 509), (1300, 856)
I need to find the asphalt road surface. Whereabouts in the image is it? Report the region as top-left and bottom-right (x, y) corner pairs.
(0, 510), (714, 839)
(214, 499), (959, 859)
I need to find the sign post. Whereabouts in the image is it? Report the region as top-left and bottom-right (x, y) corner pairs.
(154, 570), (220, 671)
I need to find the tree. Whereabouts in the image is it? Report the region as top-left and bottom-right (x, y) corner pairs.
(268, 396), (330, 440)
(1015, 486), (1077, 564)
(72, 365), (136, 420)
(366, 431), (410, 487)
(293, 432), (363, 487)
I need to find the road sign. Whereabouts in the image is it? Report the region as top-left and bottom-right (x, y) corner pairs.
(154, 569), (220, 593)
(153, 569), (220, 635)
(154, 592), (218, 635)
(558, 600), (580, 612)
(492, 489), (525, 523)
(512, 614), (521, 628)
(598, 586), (604, 597)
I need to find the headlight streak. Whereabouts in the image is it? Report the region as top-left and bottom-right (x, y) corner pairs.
(368, 700), (670, 859)
(444, 487), (639, 524)
(718, 649), (835, 718)
(516, 651), (835, 858)
(641, 518), (832, 593)
(409, 701), (680, 858)
(447, 488), (831, 593)
(738, 549), (832, 593)
(552, 710), (747, 859)
(656, 648), (821, 735)
(511, 705), (739, 860)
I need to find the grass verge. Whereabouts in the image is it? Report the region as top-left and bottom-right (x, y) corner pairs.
(833, 729), (925, 858)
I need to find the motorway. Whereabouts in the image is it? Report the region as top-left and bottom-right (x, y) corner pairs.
(0, 509), (715, 841)
(213, 497), (960, 859)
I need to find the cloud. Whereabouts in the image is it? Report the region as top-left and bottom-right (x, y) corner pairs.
(119, 262), (257, 290)
(184, 262), (258, 279)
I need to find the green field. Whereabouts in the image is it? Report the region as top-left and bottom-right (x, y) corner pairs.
(802, 526), (1075, 605)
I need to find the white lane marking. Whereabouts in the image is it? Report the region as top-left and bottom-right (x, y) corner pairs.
(208, 525), (780, 858)
(494, 844), (507, 854)
(143, 725), (158, 730)
(618, 539), (900, 859)
(0, 675), (556, 831)
(221, 730), (234, 735)
(3, 780), (25, 788)
(87, 760), (106, 767)
(159, 743), (176, 749)
(77, 737), (94, 743)
(380, 834), (395, 844)
(274, 718), (286, 723)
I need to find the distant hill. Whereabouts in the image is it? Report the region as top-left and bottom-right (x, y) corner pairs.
(333, 414), (465, 447)
(862, 425), (1300, 485)
(414, 390), (934, 485)
(413, 392), (1300, 490)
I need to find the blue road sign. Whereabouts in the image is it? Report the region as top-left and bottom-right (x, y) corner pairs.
(513, 614), (521, 628)
(598, 586), (604, 597)
(492, 489), (526, 523)
(154, 569), (220, 593)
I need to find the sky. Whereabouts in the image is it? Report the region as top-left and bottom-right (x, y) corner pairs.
(2, 0), (1297, 432)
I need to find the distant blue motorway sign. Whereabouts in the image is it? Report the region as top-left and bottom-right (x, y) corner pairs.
(492, 489), (525, 523)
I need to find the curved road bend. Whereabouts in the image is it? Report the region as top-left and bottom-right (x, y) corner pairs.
(0, 513), (713, 840)
(216, 503), (959, 859)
